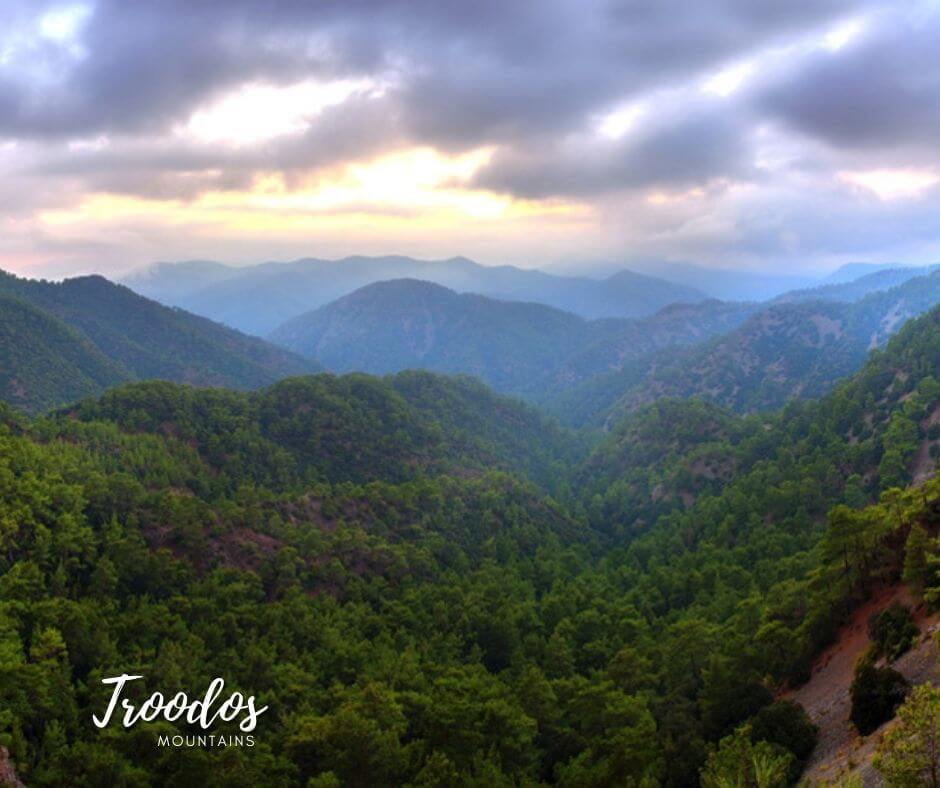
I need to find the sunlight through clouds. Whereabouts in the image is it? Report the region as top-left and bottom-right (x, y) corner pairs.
(39, 4), (92, 43)
(701, 63), (753, 98)
(36, 146), (588, 244)
(840, 169), (940, 200)
(182, 79), (383, 146)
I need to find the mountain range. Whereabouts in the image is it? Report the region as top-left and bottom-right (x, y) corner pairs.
(266, 268), (940, 426)
(270, 279), (759, 401)
(124, 255), (707, 334)
(546, 258), (818, 300)
(601, 269), (940, 421)
(774, 264), (939, 304)
(3, 291), (937, 785)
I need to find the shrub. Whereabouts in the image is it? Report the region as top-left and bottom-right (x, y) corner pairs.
(868, 602), (919, 661)
(850, 661), (910, 735)
(749, 700), (819, 764)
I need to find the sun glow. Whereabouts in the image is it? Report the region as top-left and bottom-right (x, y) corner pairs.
(37, 147), (587, 240)
(701, 62), (753, 97)
(822, 17), (867, 52)
(839, 168), (940, 201)
(181, 79), (381, 146)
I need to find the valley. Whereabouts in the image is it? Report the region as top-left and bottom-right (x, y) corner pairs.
(0, 257), (937, 785)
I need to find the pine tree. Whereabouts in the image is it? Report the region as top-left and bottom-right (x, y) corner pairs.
(874, 684), (940, 788)
(903, 522), (931, 591)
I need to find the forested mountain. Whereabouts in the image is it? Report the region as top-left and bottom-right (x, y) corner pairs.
(270, 270), (940, 429)
(594, 270), (940, 423)
(270, 279), (619, 396)
(68, 371), (585, 490)
(0, 271), (318, 412)
(0, 297), (936, 785)
(0, 294), (128, 412)
(270, 279), (758, 400)
(125, 255), (706, 334)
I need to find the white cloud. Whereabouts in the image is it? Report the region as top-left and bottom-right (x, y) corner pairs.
(39, 4), (92, 43)
(839, 168), (940, 200)
(821, 16), (868, 51)
(181, 79), (382, 147)
(701, 62), (753, 98)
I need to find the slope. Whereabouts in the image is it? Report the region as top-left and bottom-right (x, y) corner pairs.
(0, 294), (130, 413)
(604, 269), (940, 420)
(271, 280), (759, 405)
(269, 279), (623, 396)
(65, 370), (585, 490)
(0, 305), (937, 785)
(0, 270), (319, 398)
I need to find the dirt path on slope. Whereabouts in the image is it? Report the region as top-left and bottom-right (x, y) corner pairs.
(788, 585), (940, 786)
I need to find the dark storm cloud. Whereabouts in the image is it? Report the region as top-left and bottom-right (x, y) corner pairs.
(757, 7), (940, 154)
(474, 103), (755, 197)
(0, 0), (868, 204)
(9, 0), (940, 275)
(1, 0), (856, 144)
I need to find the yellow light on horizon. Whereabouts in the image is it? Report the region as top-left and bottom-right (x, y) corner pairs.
(37, 146), (589, 238)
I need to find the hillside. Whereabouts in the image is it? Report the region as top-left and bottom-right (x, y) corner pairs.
(0, 294), (130, 412)
(66, 371), (585, 490)
(603, 269), (940, 421)
(126, 255), (706, 334)
(271, 280), (761, 403)
(269, 269), (940, 429)
(0, 270), (318, 411)
(269, 279), (623, 396)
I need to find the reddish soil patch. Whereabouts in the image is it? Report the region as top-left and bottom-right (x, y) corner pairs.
(789, 585), (940, 786)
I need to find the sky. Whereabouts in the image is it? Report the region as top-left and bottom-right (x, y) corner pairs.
(2, 0), (940, 278)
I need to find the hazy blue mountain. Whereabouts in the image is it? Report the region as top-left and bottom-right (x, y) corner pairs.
(822, 262), (909, 284)
(270, 279), (621, 397)
(775, 264), (939, 304)
(128, 259), (245, 303)
(270, 279), (759, 403)
(554, 258), (817, 301)
(604, 269), (940, 420)
(0, 270), (319, 411)
(124, 255), (706, 334)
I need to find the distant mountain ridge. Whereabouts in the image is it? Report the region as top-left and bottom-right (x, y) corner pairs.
(269, 279), (757, 400)
(0, 270), (319, 413)
(125, 255), (707, 335)
(775, 264), (939, 304)
(602, 269), (940, 421)
(266, 269), (940, 428)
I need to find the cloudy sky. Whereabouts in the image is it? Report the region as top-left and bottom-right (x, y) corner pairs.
(2, 0), (940, 277)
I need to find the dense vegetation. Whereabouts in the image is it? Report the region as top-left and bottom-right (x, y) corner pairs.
(0, 299), (937, 785)
(0, 294), (128, 412)
(0, 270), (318, 413)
